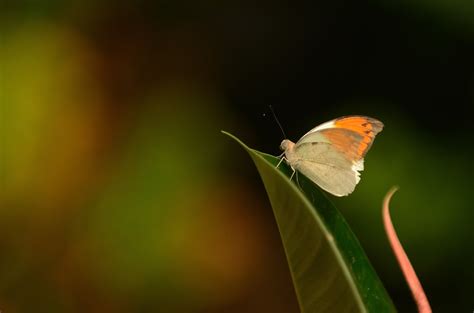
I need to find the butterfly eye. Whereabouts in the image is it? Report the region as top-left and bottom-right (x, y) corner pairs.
(280, 140), (289, 151)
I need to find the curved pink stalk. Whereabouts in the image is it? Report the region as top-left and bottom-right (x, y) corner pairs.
(383, 187), (432, 313)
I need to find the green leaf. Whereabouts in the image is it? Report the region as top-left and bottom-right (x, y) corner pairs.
(223, 131), (396, 313)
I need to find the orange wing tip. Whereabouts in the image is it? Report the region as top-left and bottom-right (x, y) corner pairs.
(334, 116), (384, 133)
(333, 116), (383, 158)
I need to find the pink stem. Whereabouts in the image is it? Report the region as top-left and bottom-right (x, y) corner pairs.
(383, 187), (432, 313)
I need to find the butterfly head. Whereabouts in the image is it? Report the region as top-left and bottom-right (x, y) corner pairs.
(280, 139), (294, 152)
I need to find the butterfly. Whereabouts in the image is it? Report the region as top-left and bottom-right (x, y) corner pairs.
(278, 116), (383, 196)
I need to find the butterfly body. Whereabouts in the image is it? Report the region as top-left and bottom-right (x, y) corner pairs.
(279, 116), (383, 197)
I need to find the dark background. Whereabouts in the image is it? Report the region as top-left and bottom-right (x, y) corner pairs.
(1, 1), (473, 312)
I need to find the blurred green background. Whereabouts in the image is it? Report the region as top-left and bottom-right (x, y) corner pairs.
(1, 1), (473, 312)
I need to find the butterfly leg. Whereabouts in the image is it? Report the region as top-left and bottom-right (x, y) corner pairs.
(289, 168), (296, 181)
(276, 154), (286, 168)
(295, 171), (301, 188)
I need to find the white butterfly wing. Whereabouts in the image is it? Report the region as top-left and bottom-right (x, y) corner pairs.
(296, 130), (331, 146)
(292, 141), (361, 196)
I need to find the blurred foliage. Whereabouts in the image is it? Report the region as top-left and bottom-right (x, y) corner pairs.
(1, 0), (473, 312)
(0, 18), (294, 313)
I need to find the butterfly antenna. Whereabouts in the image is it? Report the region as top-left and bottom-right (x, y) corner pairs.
(268, 105), (287, 139)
